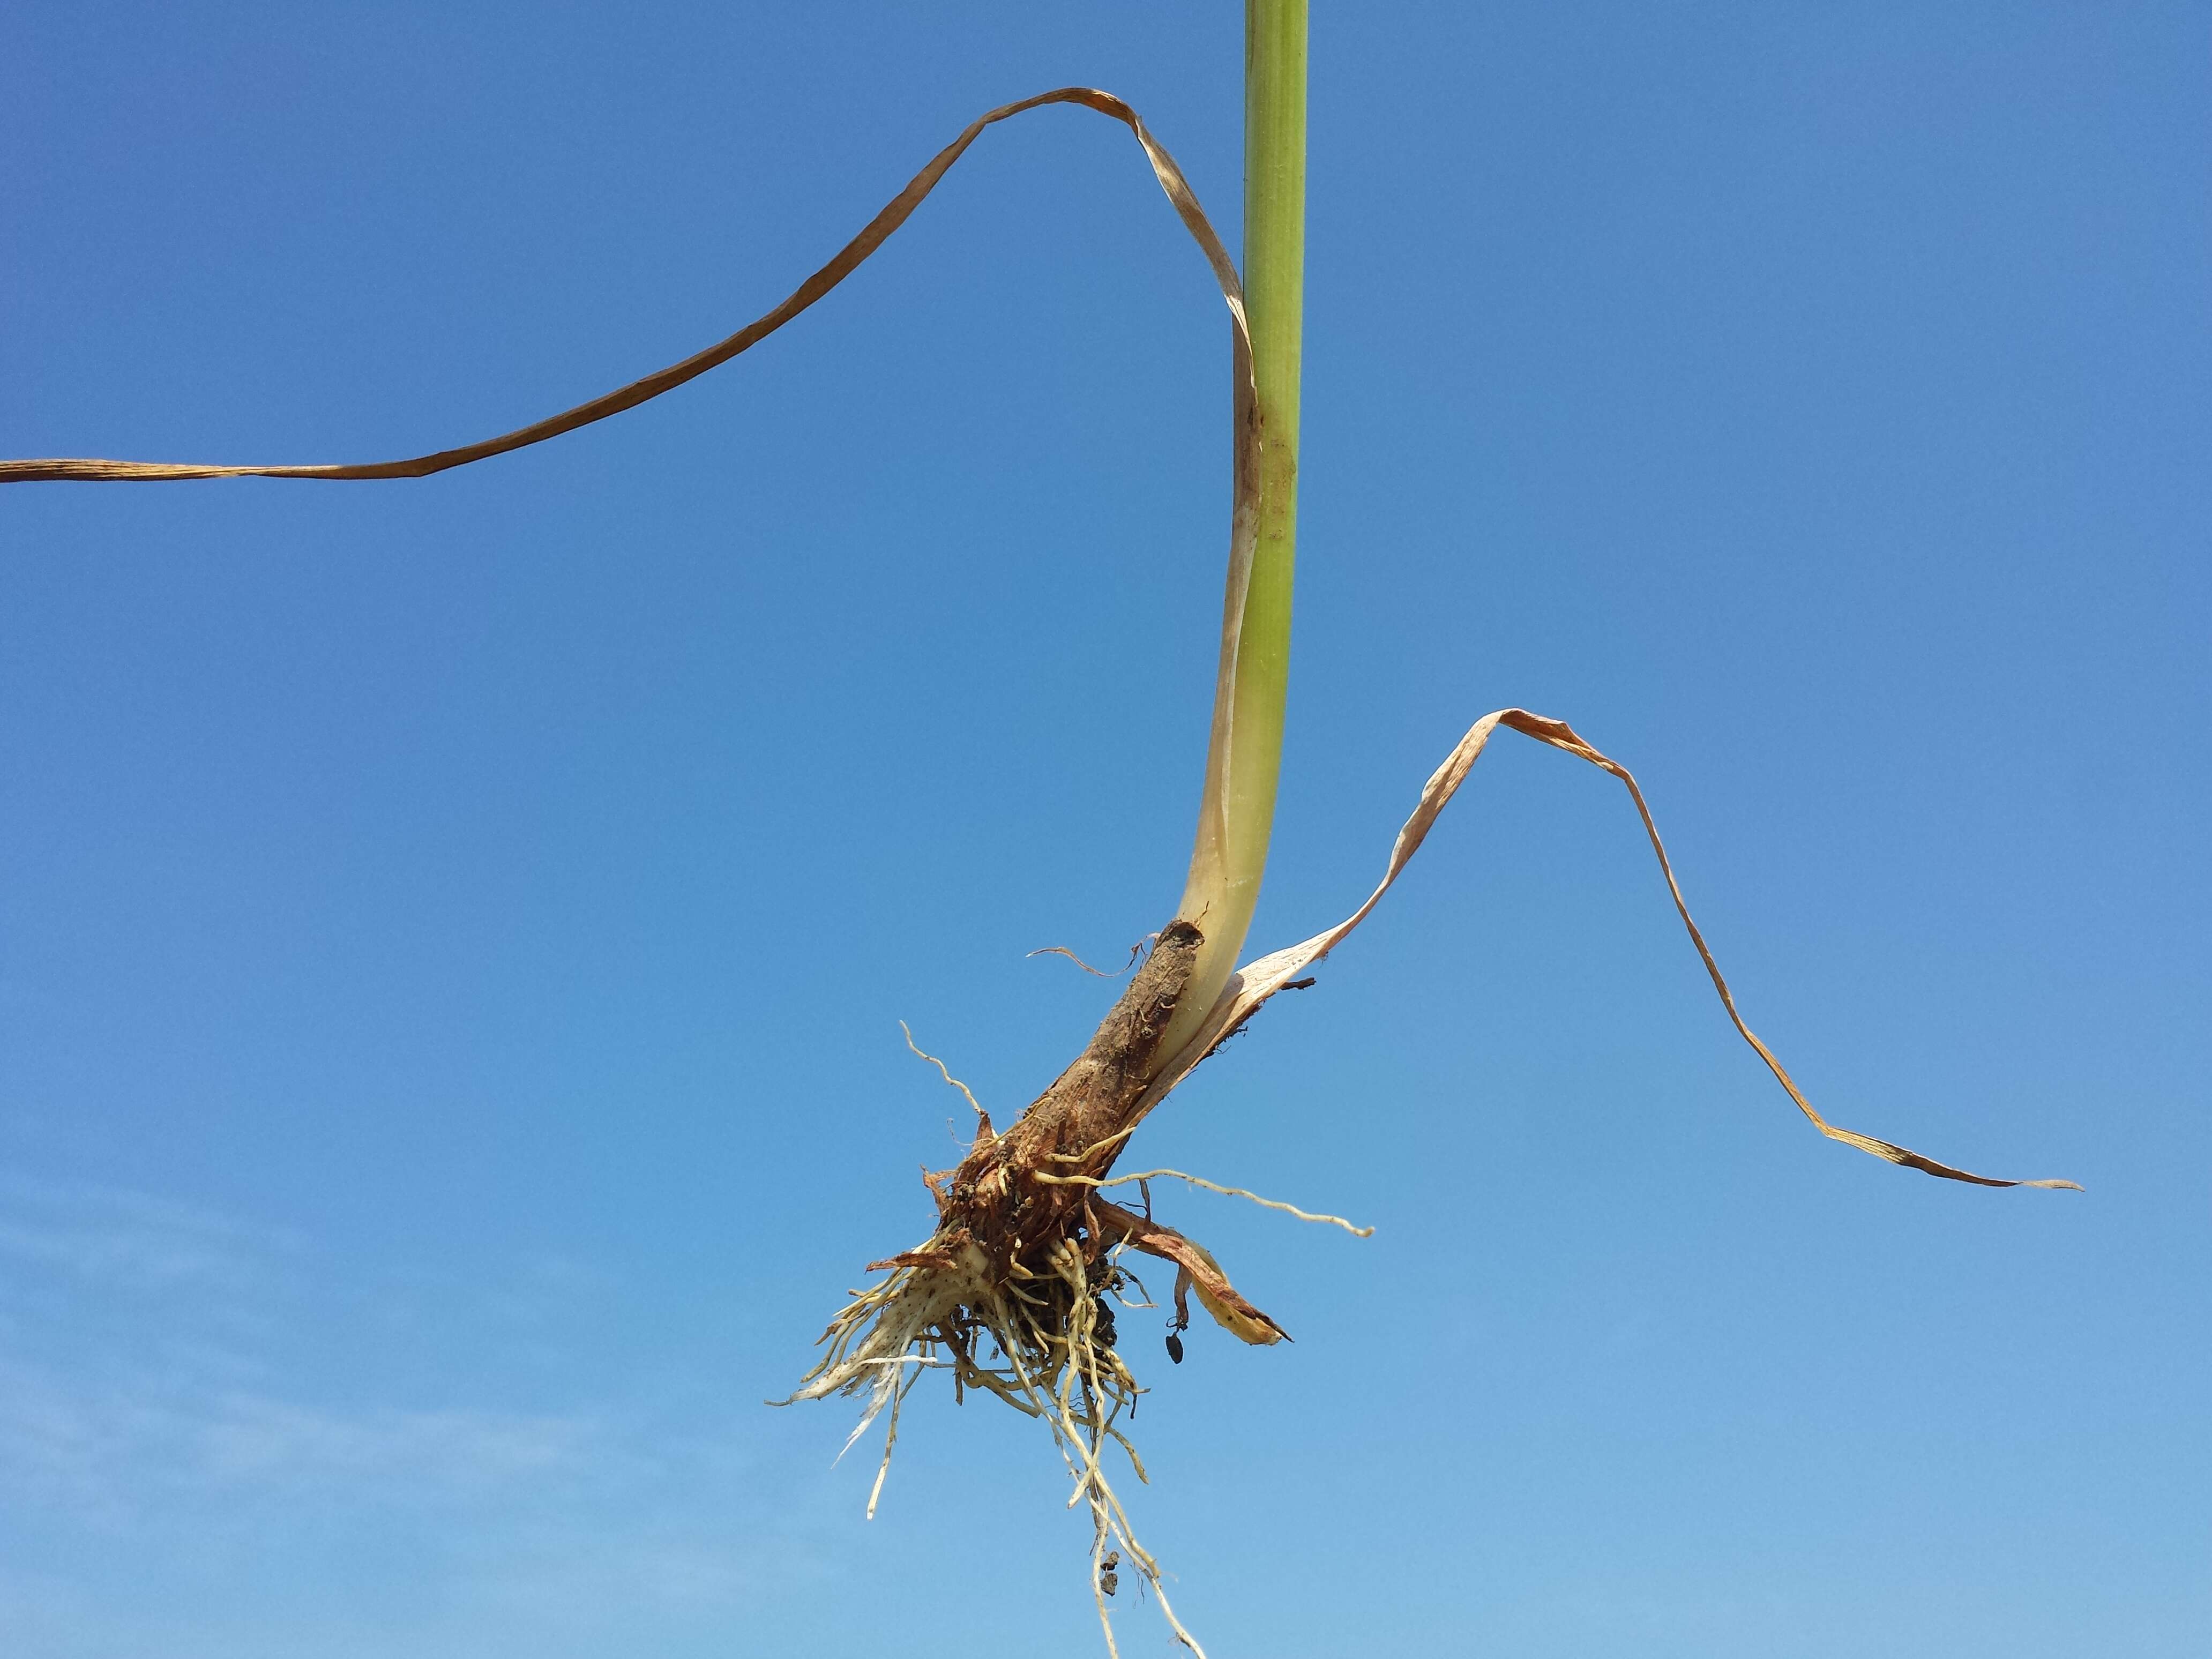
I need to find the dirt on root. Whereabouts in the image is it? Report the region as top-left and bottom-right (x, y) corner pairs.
(882, 920), (1202, 1282)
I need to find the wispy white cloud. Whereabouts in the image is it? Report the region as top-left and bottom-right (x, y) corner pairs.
(0, 1174), (618, 1527)
(195, 1393), (609, 1494)
(0, 1171), (288, 1296)
(0, 1169), (836, 1656)
(0, 1372), (612, 1514)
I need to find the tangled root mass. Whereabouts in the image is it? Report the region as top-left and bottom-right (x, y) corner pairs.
(783, 920), (1283, 1656)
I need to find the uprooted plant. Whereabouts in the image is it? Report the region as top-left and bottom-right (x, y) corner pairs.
(6, 4), (2076, 1653)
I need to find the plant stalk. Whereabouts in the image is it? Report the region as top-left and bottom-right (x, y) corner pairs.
(1164, 0), (1307, 1058)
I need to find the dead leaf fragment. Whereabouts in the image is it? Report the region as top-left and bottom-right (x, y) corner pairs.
(0, 86), (1256, 521)
(1096, 1197), (1289, 1344)
(1144, 709), (2081, 1193)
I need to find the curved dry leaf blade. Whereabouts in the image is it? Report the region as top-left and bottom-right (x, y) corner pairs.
(1, 87), (1258, 517)
(11, 91), (1273, 987)
(1145, 709), (2080, 1193)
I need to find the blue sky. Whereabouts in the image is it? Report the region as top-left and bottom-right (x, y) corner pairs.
(2, 3), (2206, 1655)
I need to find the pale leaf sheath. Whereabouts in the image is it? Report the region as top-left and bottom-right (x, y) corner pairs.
(1138, 709), (2082, 1192)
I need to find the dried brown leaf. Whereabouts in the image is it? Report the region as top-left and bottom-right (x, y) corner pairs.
(0, 88), (1258, 521)
(1096, 1197), (1289, 1344)
(1146, 709), (2081, 1192)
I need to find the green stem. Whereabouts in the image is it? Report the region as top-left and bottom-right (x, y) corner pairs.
(1164, 0), (1306, 1056)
